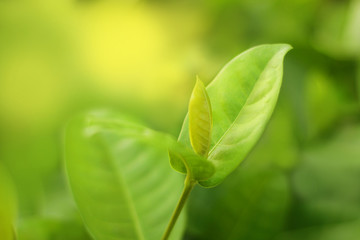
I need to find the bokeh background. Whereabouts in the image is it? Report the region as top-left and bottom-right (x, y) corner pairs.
(1, 0), (360, 239)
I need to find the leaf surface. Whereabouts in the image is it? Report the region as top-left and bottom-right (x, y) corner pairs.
(188, 78), (212, 157)
(174, 44), (292, 187)
(65, 110), (185, 240)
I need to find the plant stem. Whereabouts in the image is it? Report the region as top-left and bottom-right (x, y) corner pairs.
(161, 175), (196, 240)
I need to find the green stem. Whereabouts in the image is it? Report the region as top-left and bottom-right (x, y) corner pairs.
(161, 175), (196, 240)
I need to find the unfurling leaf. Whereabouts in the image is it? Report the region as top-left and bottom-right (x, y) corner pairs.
(189, 77), (212, 157)
(169, 78), (215, 182)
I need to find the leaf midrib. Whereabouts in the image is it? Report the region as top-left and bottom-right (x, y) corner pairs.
(208, 51), (281, 158)
(96, 133), (145, 240)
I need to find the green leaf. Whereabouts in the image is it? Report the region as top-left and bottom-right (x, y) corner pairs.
(65, 110), (185, 240)
(189, 77), (212, 157)
(168, 143), (214, 181)
(175, 44), (292, 187)
(169, 78), (215, 181)
(0, 164), (17, 240)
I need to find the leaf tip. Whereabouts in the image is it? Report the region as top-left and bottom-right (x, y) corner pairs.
(277, 43), (293, 53)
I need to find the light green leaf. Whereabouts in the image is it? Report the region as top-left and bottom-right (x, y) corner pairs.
(65, 110), (185, 240)
(0, 164), (17, 240)
(170, 83), (215, 181)
(189, 77), (212, 157)
(168, 142), (214, 181)
(175, 44), (292, 187)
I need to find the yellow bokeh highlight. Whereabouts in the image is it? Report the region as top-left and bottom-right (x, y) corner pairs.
(75, 2), (187, 102)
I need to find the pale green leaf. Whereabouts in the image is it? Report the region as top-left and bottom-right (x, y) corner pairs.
(189, 77), (212, 157)
(175, 44), (292, 187)
(65, 110), (185, 240)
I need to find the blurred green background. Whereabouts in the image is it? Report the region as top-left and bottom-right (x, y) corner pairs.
(1, 0), (360, 239)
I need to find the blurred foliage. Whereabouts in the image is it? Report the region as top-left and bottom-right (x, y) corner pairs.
(0, 0), (360, 239)
(0, 164), (17, 240)
(187, 164), (290, 240)
(291, 125), (360, 228)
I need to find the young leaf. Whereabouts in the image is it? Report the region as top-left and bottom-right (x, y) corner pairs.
(189, 78), (212, 157)
(65, 110), (186, 240)
(174, 44), (292, 187)
(168, 79), (215, 182)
